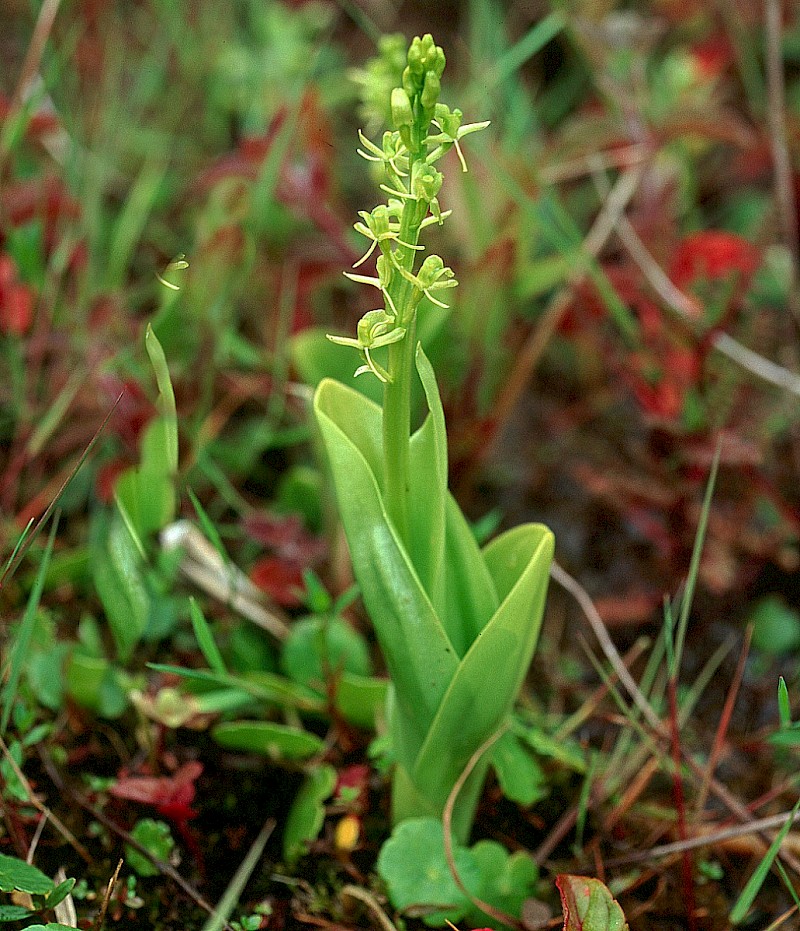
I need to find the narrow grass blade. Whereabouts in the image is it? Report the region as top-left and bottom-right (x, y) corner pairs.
(190, 597), (227, 675)
(0, 392), (122, 591)
(188, 487), (229, 566)
(2, 519), (34, 578)
(673, 445), (721, 670)
(730, 797), (800, 924)
(1, 514), (59, 736)
(106, 160), (167, 289)
(778, 677), (792, 727)
(492, 11), (565, 86)
(201, 819), (275, 931)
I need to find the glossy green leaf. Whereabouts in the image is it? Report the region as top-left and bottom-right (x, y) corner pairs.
(189, 598), (227, 675)
(115, 420), (176, 538)
(778, 676), (792, 728)
(490, 730), (548, 806)
(126, 819), (175, 877)
(407, 346), (448, 617)
(334, 672), (388, 729)
(400, 524), (553, 840)
(17, 924), (79, 930)
(145, 323), (178, 474)
(283, 764), (337, 867)
(280, 616), (372, 689)
(0, 904), (35, 920)
(212, 721), (324, 760)
(148, 664), (323, 712)
(441, 494), (499, 655)
(44, 877), (75, 909)
(556, 875), (629, 931)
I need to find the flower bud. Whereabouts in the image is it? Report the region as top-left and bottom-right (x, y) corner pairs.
(421, 71), (441, 110)
(411, 163), (443, 202)
(390, 88), (414, 130)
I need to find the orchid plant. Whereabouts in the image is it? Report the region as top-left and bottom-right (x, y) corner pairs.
(314, 34), (554, 843)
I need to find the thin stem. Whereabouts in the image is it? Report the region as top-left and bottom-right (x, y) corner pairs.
(381, 149), (424, 546)
(382, 315), (416, 545)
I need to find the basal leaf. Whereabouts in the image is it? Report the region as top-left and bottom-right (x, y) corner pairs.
(334, 672), (388, 729)
(212, 721), (324, 760)
(407, 346), (448, 616)
(441, 494), (499, 656)
(556, 875), (629, 931)
(315, 378), (459, 760)
(92, 512), (150, 662)
(403, 524), (553, 841)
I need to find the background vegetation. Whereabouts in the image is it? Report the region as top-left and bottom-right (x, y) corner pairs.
(3, 1), (800, 928)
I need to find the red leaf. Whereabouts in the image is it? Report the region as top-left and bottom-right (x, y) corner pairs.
(335, 764), (371, 814)
(669, 231), (760, 293)
(243, 511), (327, 563)
(556, 875), (629, 931)
(110, 761), (203, 824)
(250, 556), (306, 607)
(1, 283), (34, 336)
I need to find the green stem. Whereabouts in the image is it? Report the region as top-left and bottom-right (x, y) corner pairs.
(382, 157), (424, 546)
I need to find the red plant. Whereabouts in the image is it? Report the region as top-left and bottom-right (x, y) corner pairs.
(110, 761), (203, 825)
(245, 511), (327, 607)
(669, 230), (761, 298)
(0, 254), (35, 336)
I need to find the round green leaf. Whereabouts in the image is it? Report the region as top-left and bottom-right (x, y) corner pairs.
(750, 596), (800, 655)
(125, 819), (176, 877)
(376, 817), (480, 926)
(0, 852), (53, 895)
(468, 840), (538, 927)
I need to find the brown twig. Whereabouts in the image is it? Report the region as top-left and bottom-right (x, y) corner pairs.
(0, 735), (91, 862)
(606, 807), (800, 867)
(38, 747), (230, 930)
(666, 673), (698, 931)
(589, 160), (800, 397)
(92, 859), (122, 931)
(0, 0), (64, 178)
(0, 393), (123, 592)
(553, 562), (800, 879)
(694, 625), (752, 814)
(765, 0), (800, 293)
